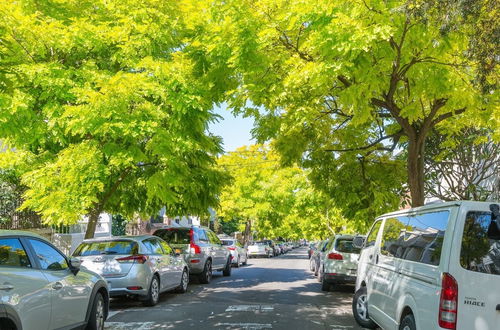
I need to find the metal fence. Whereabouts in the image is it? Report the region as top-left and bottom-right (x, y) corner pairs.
(0, 199), (45, 230)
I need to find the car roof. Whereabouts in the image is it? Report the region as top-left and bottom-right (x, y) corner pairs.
(335, 234), (356, 240)
(81, 235), (156, 243)
(0, 229), (47, 241)
(376, 200), (496, 219)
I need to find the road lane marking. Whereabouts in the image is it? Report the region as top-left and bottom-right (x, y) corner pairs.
(225, 305), (274, 312)
(216, 323), (273, 329)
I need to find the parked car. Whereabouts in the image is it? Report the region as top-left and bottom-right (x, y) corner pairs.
(0, 230), (109, 330)
(308, 242), (318, 259)
(153, 226), (231, 284)
(318, 235), (361, 291)
(259, 239), (279, 256)
(220, 238), (248, 267)
(309, 239), (330, 276)
(352, 201), (500, 330)
(248, 241), (273, 258)
(73, 235), (188, 307)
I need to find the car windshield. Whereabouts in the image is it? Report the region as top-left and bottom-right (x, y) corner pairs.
(335, 239), (361, 254)
(254, 242), (268, 246)
(154, 228), (191, 244)
(221, 240), (235, 246)
(73, 240), (138, 256)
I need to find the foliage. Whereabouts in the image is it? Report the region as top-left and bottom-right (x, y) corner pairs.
(196, 0), (498, 207)
(111, 214), (128, 236)
(0, 0), (227, 237)
(425, 128), (500, 201)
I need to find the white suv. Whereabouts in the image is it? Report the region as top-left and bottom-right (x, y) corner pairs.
(352, 201), (500, 330)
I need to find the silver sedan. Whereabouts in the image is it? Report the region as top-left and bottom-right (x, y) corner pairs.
(73, 235), (189, 306)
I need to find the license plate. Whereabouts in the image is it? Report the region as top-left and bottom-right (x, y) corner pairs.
(175, 249), (182, 254)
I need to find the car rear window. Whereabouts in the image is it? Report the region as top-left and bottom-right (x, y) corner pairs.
(73, 240), (138, 256)
(154, 228), (191, 244)
(221, 240), (235, 246)
(460, 211), (500, 276)
(335, 239), (361, 254)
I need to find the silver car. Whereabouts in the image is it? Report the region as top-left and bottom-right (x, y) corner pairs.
(247, 241), (273, 258)
(318, 235), (361, 291)
(73, 235), (189, 306)
(153, 226), (232, 284)
(220, 238), (248, 267)
(0, 230), (109, 330)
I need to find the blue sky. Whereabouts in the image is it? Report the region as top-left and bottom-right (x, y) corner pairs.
(208, 104), (255, 152)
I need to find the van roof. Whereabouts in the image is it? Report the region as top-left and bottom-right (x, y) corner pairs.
(377, 200), (497, 219)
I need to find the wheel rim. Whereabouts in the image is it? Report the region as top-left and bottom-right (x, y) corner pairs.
(151, 278), (159, 302)
(95, 297), (104, 330)
(182, 271), (188, 291)
(356, 293), (369, 321)
(403, 326), (411, 330)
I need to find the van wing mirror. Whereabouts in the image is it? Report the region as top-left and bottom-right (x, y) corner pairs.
(489, 204), (500, 235)
(352, 236), (365, 249)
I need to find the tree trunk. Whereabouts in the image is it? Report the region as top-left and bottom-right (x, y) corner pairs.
(407, 134), (426, 207)
(243, 219), (252, 246)
(84, 206), (102, 239)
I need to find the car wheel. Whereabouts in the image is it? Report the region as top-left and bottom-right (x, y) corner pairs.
(235, 256), (240, 268)
(199, 259), (212, 284)
(176, 268), (189, 293)
(399, 313), (416, 330)
(86, 292), (105, 330)
(223, 257), (232, 276)
(242, 255), (248, 266)
(321, 272), (331, 292)
(352, 287), (377, 329)
(143, 275), (160, 306)
(314, 262), (319, 277)
(309, 259), (315, 271)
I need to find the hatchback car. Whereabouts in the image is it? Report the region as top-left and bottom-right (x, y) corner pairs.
(352, 201), (500, 330)
(220, 238), (248, 267)
(0, 230), (109, 330)
(318, 235), (361, 291)
(248, 241), (273, 258)
(73, 235), (189, 306)
(310, 239), (330, 276)
(153, 226), (231, 284)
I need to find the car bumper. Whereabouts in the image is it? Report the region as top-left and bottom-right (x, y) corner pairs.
(105, 274), (151, 297)
(323, 273), (356, 284)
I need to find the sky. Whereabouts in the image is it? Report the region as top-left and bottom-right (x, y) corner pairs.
(208, 104), (255, 152)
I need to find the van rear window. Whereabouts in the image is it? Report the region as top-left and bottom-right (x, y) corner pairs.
(460, 211), (500, 276)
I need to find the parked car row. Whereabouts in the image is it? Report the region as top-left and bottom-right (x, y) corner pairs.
(247, 240), (297, 258)
(310, 201), (500, 330)
(0, 225), (247, 330)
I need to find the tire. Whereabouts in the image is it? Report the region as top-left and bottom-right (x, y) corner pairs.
(242, 255), (248, 266)
(321, 278), (331, 292)
(314, 261), (319, 277)
(352, 287), (377, 329)
(267, 252), (272, 258)
(309, 259), (315, 272)
(199, 259), (212, 284)
(223, 257), (232, 276)
(86, 292), (105, 330)
(143, 275), (160, 306)
(176, 268), (189, 293)
(235, 256), (240, 268)
(399, 313), (416, 330)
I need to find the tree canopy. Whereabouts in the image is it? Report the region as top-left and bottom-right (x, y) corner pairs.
(0, 0), (227, 238)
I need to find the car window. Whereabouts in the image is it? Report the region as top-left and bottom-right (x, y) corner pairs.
(365, 220), (382, 248)
(221, 240), (234, 246)
(460, 211), (500, 276)
(143, 238), (164, 254)
(0, 238), (31, 268)
(381, 217), (409, 258)
(158, 240), (173, 255)
(73, 240), (138, 256)
(197, 229), (208, 243)
(335, 239), (361, 254)
(29, 239), (68, 271)
(154, 228), (191, 244)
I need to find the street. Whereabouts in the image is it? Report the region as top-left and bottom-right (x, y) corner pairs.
(105, 247), (363, 330)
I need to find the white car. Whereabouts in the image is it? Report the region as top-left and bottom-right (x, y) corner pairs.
(221, 238), (248, 267)
(248, 242), (273, 258)
(318, 235), (361, 291)
(352, 201), (500, 330)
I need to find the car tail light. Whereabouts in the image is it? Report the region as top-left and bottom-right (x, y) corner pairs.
(439, 273), (458, 329)
(228, 247), (236, 250)
(116, 255), (148, 264)
(127, 286), (143, 290)
(189, 229), (201, 254)
(328, 253), (343, 260)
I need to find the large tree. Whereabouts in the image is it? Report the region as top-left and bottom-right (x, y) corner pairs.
(198, 0), (498, 207)
(0, 0), (226, 238)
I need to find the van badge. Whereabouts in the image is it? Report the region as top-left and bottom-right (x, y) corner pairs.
(464, 297), (485, 308)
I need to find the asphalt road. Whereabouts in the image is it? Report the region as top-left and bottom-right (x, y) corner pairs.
(105, 247), (364, 330)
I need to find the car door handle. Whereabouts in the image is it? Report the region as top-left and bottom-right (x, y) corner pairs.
(0, 284), (14, 291)
(52, 282), (63, 290)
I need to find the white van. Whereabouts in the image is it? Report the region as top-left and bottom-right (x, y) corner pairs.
(352, 201), (500, 330)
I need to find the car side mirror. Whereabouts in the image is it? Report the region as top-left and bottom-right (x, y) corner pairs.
(69, 258), (81, 275)
(352, 236), (365, 249)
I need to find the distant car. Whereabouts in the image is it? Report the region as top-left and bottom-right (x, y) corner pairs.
(308, 242), (318, 259)
(73, 235), (189, 306)
(220, 238), (248, 267)
(318, 235), (361, 291)
(0, 230), (109, 330)
(153, 226), (232, 284)
(259, 239), (279, 256)
(310, 239), (330, 276)
(248, 241), (273, 258)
